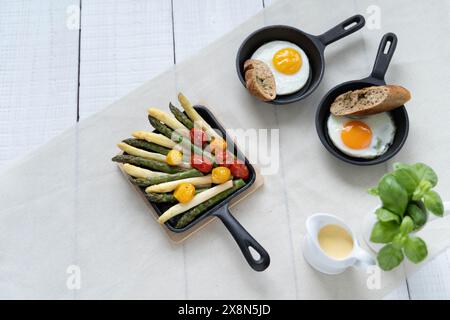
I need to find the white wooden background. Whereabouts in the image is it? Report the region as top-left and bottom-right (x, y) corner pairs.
(1, 0), (449, 299)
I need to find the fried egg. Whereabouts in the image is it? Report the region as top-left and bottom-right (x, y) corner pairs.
(251, 40), (310, 95)
(327, 113), (396, 159)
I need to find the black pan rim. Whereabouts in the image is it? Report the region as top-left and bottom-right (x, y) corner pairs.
(235, 24), (325, 105)
(315, 78), (409, 166)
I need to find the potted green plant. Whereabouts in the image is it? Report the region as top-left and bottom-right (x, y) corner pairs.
(368, 162), (444, 271)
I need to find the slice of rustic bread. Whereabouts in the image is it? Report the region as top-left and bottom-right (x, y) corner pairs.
(330, 85), (411, 116)
(244, 59), (276, 102)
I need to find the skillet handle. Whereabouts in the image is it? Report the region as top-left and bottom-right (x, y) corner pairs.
(370, 33), (398, 81)
(318, 14), (365, 46)
(215, 205), (270, 272)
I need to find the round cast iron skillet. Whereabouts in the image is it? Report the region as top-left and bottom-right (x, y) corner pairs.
(315, 33), (409, 165)
(236, 14), (365, 105)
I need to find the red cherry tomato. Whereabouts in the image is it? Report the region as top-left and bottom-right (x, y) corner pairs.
(190, 128), (208, 147)
(191, 154), (213, 173)
(215, 150), (235, 168)
(229, 162), (249, 180)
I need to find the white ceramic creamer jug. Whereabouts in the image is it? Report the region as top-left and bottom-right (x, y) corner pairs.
(303, 213), (376, 274)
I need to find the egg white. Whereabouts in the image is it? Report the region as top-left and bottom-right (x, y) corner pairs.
(251, 40), (310, 95)
(327, 113), (396, 159)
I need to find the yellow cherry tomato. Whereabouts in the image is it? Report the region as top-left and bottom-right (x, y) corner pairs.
(174, 183), (196, 203)
(209, 137), (227, 154)
(166, 150), (183, 166)
(211, 166), (231, 184)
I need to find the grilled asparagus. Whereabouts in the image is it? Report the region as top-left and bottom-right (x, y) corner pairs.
(145, 192), (178, 203)
(158, 180), (233, 223)
(148, 108), (189, 134)
(145, 175), (212, 193)
(178, 93), (221, 140)
(132, 131), (176, 149)
(112, 155), (186, 174)
(146, 188), (207, 203)
(132, 168), (203, 187)
(117, 142), (166, 162)
(123, 163), (168, 179)
(148, 115), (176, 140)
(169, 103), (194, 130)
(175, 179), (246, 228)
(148, 115), (213, 162)
(122, 138), (170, 155)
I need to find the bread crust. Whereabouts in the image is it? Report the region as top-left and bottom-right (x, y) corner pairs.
(330, 85), (411, 116)
(243, 59), (276, 101)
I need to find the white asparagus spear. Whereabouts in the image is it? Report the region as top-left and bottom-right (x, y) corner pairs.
(117, 143), (167, 162)
(145, 175), (212, 193)
(148, 108), (189, 136)
(158, 180), (233, 224)
(118, 142), (191, 169)
(177, 93), (221, 140)
(122, 163), (168, 179)
(132, 130), (176, 149)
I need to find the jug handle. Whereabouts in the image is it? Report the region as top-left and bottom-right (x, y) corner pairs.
(353, 248), (376, 269)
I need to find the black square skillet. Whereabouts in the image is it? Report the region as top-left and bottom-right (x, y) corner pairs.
(140, 105), (270, 271)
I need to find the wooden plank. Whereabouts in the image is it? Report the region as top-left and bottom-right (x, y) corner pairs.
(407, 250), (450, 299)
(172, 0), (263, 62)
(0, 0), (79, 167)
(78, 0), (174, 119)
(384, 282), (410, 300)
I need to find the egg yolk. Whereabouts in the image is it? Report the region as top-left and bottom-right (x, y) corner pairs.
(272, 48), (302, 74)
(341, 120), (372, 149)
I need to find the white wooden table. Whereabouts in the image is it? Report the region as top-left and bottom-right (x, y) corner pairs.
(1, 0), (449, 299)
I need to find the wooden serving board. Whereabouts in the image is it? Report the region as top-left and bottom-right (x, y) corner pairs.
(117, 163), (263, 244)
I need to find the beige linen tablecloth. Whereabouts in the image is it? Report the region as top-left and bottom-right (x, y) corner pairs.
(1, 0), (449, 299)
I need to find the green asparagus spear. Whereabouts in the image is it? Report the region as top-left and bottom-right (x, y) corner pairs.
(148, 115), (213, 162)
(146, 192), (178, 203)
(112, 155), (186, 174)
(148, 115), (177, 139)
(132, 168), (203, 187)
(175, 179), (246, 228)
(146, 188), (207, 203)
(169, 103), (194, 129)
(122, 138), (170, 155)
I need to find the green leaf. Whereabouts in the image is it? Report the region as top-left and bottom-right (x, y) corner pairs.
(424, 190), (444, 217)
(375, 208), (400, 224)
(370, 221), (400, 243)
(404, 237), (428, 263)
(400, 216), (414, 234)
(378, 174), (408, 216)
(392, 233), (408, 249)
(412, 180), (432, 201)
(406, 202), (427, 229)
(393, 162), (411, 171)
(377, 244), (404, 271)
(367, 187), (379, 196)
(412, 163), (438, 187)
(392, 168), (419, 196)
